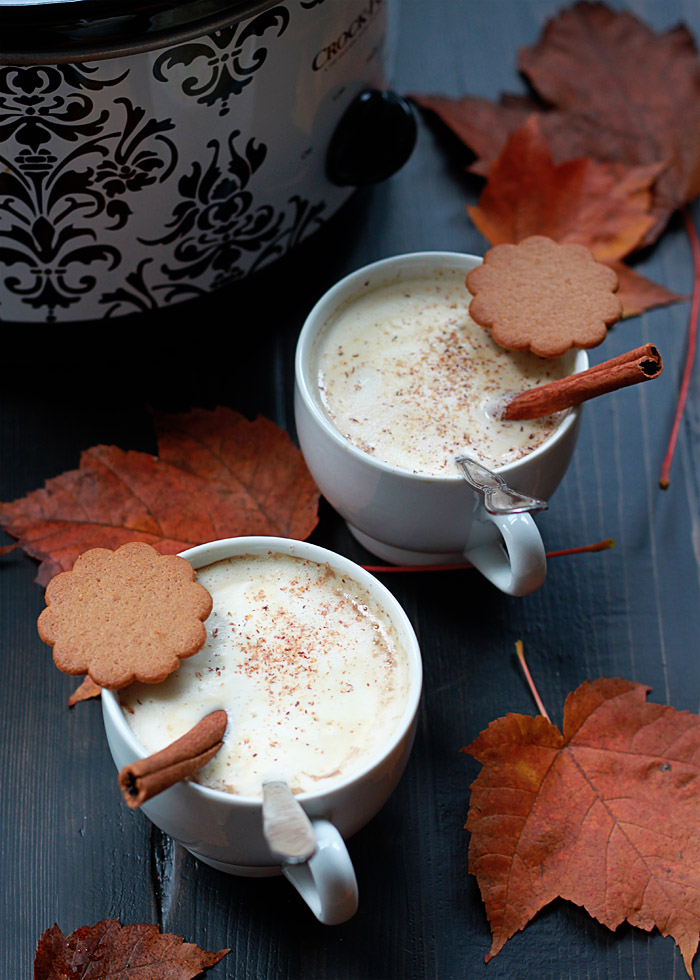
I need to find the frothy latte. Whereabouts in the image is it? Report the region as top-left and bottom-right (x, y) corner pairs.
(313, 268), (575, 476)
(120, 552), (412, 798)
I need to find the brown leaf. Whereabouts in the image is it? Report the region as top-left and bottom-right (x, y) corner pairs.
(0, 407), (320, 585)
(33, 919), (228, 979)
(467, 117), (684, 316)
(152, 407), (318, 538)
(414, 81), (661, 184)
(67, 676), (102, 707)
(611, 261), (688, 319)
(411, 92), (537, 177)
(462, 678), (700, 976)
(467, 116), (660, 262)
(416, 91), (676, 238)
(414, 4), (700, 244)
(519, 1), (700, 239)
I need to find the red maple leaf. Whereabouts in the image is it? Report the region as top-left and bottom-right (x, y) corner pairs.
(462, 677), (700, 976)
(33, 919), (228, 979)
(467, 116), (683, 316)
(67, 676), (102, 707)
(0, 407), (320, 585)
(467, 116), (660, 262)
(415, 3), (700, 243)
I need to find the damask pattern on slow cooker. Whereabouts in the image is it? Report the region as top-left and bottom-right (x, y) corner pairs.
(152, 7), (291, 115)
(0, 4), (329, 322)
(0, 67), (176, 320)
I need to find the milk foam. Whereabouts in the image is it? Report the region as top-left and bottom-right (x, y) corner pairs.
(120, 553), (411, 798)
(314, 269), (575, 475)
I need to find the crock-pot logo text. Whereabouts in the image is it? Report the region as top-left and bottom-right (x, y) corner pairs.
(312, 0), (383, 71)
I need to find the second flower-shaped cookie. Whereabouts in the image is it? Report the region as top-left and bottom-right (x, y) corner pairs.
(466, 236), (622, 358)
(37, 541), (212, 688)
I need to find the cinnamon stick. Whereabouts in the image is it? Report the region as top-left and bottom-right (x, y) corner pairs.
(118, 709), (227, 809)
(579, 343), (661, 376)
(502, 344), (663, 421)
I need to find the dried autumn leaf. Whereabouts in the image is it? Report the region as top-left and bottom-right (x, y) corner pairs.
(416, 4), (700, 244)
(468, 116), (660, 262)
(67, 675), (102, 707)
(467, 117), (683, 316)
(462, 677), (700, 976)
(411, 91), (537, 178)
(33, 919), (228, 979)
(0, 407), (320, 585)
(611, 260), (687, 319)
(152, 407), (315, 530)
(416, 82), (680, 245)
(519, 1), (700, 240)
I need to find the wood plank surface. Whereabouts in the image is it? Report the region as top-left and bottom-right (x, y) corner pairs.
(2, 1), (700, 978)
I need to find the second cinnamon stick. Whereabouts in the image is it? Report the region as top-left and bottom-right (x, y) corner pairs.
(118, 708), (228, 809)
(502, 344), (663, 421)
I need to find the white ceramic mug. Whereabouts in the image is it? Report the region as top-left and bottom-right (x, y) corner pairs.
(294, 252), (588, 596)
(102, 535), (422, 925)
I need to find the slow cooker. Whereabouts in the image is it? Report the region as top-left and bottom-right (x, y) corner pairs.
(0, 0), (416, 322)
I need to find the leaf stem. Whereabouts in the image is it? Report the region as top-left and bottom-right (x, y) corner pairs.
(545, 538), (615, 558)
(659, 206), (699, 489)
(515, 639), (550, 722)
(361, 537), (614, 573)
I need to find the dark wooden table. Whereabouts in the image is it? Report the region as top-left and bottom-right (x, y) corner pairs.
(3, 1), (700, 977)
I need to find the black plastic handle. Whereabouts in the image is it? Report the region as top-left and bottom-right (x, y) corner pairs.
(326, 88), (417, 188)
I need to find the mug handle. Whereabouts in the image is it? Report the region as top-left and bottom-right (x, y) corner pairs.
(464, 511), (546, 596)
(282, 819), (358, 925)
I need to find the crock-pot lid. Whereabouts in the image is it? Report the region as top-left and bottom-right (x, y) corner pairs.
(0, 0), (281, 63)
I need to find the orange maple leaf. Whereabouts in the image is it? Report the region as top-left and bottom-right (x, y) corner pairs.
(33, 919), (228, 979)
(0, 407), (320, 586)
(415, 4), (700, 244)
(67, 675), (102, 706)
(462, 677), (700, 976)
(468, 116), (660, 263)
(467, 117), (683, 317)
(610, 260), (686, 320)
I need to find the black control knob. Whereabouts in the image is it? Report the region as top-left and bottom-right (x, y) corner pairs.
(326, 88), (417, 187)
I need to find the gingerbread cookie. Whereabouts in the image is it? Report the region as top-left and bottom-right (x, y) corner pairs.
(37, 542), (212, 689)
(466, 236), (622, 358)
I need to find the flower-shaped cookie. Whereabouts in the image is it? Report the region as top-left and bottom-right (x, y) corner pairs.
(466, 236), (622, 358)
(37, 542), (213, 689)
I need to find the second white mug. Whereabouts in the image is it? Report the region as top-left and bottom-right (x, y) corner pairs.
(102, 535), (422, 925)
